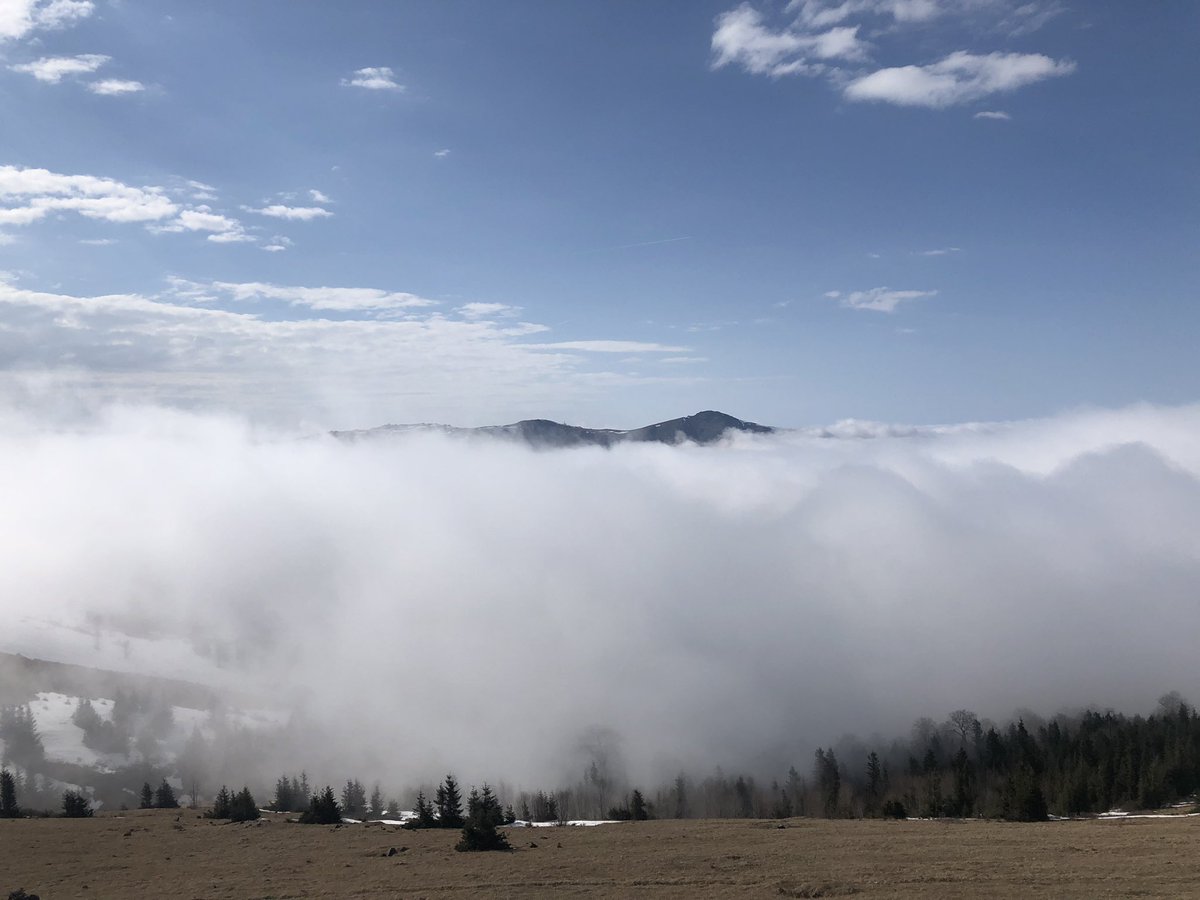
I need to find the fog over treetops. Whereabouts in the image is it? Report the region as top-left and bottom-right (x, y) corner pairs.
(2, 401), (1199, 788)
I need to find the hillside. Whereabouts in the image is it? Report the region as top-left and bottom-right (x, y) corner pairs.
(331, 410), (774, 449)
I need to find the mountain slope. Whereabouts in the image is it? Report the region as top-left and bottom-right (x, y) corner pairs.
(332, 410), (774, 449)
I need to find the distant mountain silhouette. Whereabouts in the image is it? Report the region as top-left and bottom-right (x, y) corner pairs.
(332, 410), (773, 449)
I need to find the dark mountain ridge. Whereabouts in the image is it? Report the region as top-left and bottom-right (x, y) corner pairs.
(332, 410), (774, 449)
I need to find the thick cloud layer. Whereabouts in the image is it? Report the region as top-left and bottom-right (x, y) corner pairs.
(2, 402), (1199, 787)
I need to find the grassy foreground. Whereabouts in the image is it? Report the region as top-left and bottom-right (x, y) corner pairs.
(3, 810), (1199, 898)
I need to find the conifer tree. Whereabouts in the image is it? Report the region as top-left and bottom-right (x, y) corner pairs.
(455, 782), (510, 852)
(207, 786), (233, 819)
(155, 779), (180, 809)
(299, 786), (342, 825)
(436, 774), (464, 828)
(139, 782), (154, 809)
(230, 787), (260, 822)
(62, 790), (93, 818)
(630, 789), (649, 821)
(865, 752), (883, 815)
(0, 768), (20, 818)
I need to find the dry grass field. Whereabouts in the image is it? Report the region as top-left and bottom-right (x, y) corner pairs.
(3, 811), (1199, 899)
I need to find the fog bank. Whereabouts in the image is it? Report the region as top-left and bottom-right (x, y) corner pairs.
(2, 402), (1199, 788)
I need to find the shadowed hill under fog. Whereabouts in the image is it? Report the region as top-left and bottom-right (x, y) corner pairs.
(331, 410), (774, 449)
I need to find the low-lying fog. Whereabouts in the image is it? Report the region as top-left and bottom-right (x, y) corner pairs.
(2, 402), (1199, 789)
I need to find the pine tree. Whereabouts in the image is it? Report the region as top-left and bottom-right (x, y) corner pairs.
(62, 790), (93, 818)
(455, 782), (510, 852)
(951, 747), (976, 817)
(272, 776), (295, 812)
(230, 787), (260, 822)
(341, 779), (366, 818)
(0, 704), (45, 769)
(0, 768), (20, 818)
(436, 774), (464, 828)
(630, 789), (649, 820)
(139, 782), (154, 809)
(408, 790), (436, 828)
(155, 779), (180, 809)
(673, 773), (688, 818)
(865, 752), (883, 816)
(815, 748), (840, 817)
(369, 783), (384, 818)
(206, 786), (233, 819)
(299, 786), (342, 825)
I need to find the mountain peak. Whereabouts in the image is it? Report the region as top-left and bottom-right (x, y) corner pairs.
(333, 410), (773, 449)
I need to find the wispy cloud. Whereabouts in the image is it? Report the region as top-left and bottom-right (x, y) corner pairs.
(456, 302), (519, 320)
(261, 236), (293, 253)
(0, 0), (93, 41)
(588, 235), (693, 253)
(844, 51), (1074, 108)
(309, 189), (332, 204)
(919, 246), (960, 256)
(87, 79), (145, 96)
(829, 286), (936, 312)
(244, 204), (332, 221)
(974, 109), (1012, 120)
(433, 149), (451, 159)
(0, 278), (695, 423)
(712, 2), (1074, 109)
(530, 340), (689, 353)
(203, 280), (438, 312)
(9, 52), (107, 82)
(711, 4), (866, 77)
(342, 66), (404, 91)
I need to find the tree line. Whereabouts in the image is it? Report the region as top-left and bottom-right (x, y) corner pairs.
(5, 693), (1199, 826)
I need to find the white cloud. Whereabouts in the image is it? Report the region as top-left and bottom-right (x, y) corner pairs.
(715, 3), (1073, 109)
(0, 205), (48, 225)
(0, 232), (15, 245)
(919, 246), (960, 256)
(206, 280), (438, 312)
(261, 236), (293, 253)
(0, 0), (93, 41)
(0, 280), (695, 425)
(9, 52), (107, 83)
(245, 205), (332, 221)
(159, 207), (252, 243)
(0, 165), (177, 224)
(791, 0), (945, 28)
(309, 189), (331, 204)
(457, 302), (518, 320)
(87, 79), (145, 96)
(835, 286), (936, 312)
(342, 66), (404, 91)
(433, 149), (451, 158)
(660, 356), (708, 365)
(184, 180), (218, 201)
(791, 0), (1062, 30)
(711, 4), (866, 77)
(79, 237), (115, 245)
(844, 51), (1074, 107)
(531, 340), (689, 353)
(974, 109), (1012, 120)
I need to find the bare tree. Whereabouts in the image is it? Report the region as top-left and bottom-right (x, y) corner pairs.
(947, 709), (979, 747)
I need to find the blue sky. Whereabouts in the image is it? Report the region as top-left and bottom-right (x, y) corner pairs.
(0, 0), (1196, 429)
